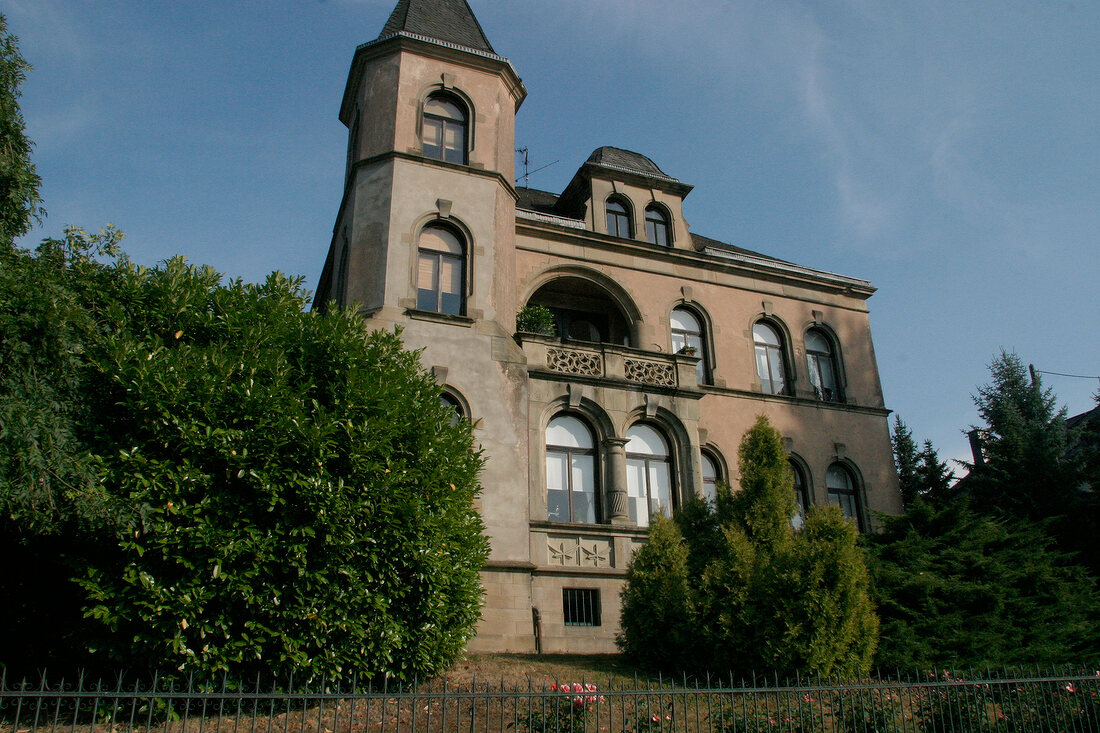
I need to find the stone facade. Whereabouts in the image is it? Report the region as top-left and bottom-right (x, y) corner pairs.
(314, 0), (903, 654)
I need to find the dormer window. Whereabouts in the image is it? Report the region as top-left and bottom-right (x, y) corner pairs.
(422, 94), (468, 164)
(644, 205), (670, 247)
(605, 197), (633, 238)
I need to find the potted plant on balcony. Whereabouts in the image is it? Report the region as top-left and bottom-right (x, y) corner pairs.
(677, 345), (698, 357)
(517, 304), (557, 336)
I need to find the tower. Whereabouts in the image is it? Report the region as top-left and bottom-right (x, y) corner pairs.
(313, 0), (537, 652)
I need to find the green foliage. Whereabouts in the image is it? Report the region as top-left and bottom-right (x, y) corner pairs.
(967, 351), (1098, 574)
(0, 15), (43, 243)
(0, 228), (122, 534)
(515, 304), (556, 336)
(620, 416), (878, 678)
(0, 231), (488, 681)
(617, 514), (694, 670)
(969, 351), (1080, 520)
(867, 499), (1100, 670)
(891, 417), (920, 509)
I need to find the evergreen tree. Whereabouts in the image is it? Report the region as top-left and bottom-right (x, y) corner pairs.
(967, 351), (1098, 573)
(915, 439), (954, 503)
(892, 417), (921, 509)
(968, 351), (1080, 520)
(868, 499), (1100, 670)
(617, 515), (694, 670)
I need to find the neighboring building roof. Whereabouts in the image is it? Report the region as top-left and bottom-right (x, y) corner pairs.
(378, 0), (495, 54)
(1067, 404), (1100, 432)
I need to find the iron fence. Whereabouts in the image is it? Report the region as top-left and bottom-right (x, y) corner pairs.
(1, 666), (1098, 733)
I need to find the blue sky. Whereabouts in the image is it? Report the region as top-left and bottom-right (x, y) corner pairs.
(6, 0), (1099, 467)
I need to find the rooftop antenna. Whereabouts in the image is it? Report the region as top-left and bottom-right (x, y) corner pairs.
(515, 147), (558, 188)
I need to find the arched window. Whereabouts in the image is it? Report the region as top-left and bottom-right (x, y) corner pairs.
(671, 307), (708, 384)
(625, 424), (674, 526)
(805, 329), (843, 402)
(753, 322), (788, 395)
(701, 450), (720, 506)
(422, 94), (468, 164)
(790, 460), (809, 530)
(416, 224), (465, 315)
(546, 415), (598, 524)
(644, 205), (670, 247)
(440, 391), (464, 427)
(605, 197), (633, 238)
(826, 464), (863, 530)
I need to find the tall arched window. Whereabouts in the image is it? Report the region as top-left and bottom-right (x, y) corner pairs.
(701, 450), (720, 506)
(625, 424), (674, 526)
(422, 94), (468, 164)
(416, 225), (465, 315)
(671, 307), (708, 384)
(826, 463), (863, 530)
(545, 415), (598, 524)
(806, 329), (843, 402)
(644, 205), (670, 247)
(605, 197), (633, 238)
(790, 460), (809, 530)
(753, 322), (788, 395)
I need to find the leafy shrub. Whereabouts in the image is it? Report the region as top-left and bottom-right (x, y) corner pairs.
(1, 231), (488, 682)
(516, 304), (556, 336)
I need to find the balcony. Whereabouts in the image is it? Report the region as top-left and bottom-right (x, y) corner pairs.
(517, 333), (702, 393)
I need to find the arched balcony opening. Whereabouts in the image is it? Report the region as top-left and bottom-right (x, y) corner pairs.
(526, 277), (634, 347)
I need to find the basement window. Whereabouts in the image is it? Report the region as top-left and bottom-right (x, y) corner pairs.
(562, 588), (601, 626)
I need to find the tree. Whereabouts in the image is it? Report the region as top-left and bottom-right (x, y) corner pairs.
(619, 416), (878, 678)
(0, 15), (43, 243)
(868, 499), (1100, 670)
(914, 439), (953, 503)
(968, 351), (1080, 520)
(1, 232), (489, 682)
(892, 417), (920, 509)
(966, 351), (1098, 574)
(617, 515), (694, 670)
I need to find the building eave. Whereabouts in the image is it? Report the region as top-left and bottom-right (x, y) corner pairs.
(339, 32), (526, 126)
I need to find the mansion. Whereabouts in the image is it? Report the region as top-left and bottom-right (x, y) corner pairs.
(313, 0), (903, 653)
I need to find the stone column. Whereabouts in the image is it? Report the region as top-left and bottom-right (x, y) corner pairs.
(604, 437), (631, 524)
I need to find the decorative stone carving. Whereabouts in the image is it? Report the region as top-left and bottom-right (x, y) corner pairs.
(547, 348), (603, 377)
(547, 541), (577, 566)
(547, 538), (611, 567)
(580, 542), (610, 567)
(624, 359), (676, 386)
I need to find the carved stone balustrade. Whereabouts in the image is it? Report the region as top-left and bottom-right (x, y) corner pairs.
(517, 333), (701, 393)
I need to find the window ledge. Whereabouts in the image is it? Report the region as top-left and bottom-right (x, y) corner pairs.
(530, 520), (649, 538)
(406, 309), (475, 327)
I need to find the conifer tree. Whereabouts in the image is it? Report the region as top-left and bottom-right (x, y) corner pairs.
(892, 417), (921, 508)
(699, 416), (878, 677)
(968, 351), (1080, 520)
(868, 499), (1100, 669)
(915, 440), (954, 503)
(617, 515), (694, 670)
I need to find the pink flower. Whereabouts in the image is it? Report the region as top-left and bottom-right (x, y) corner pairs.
(1065, 683), (1077, 693)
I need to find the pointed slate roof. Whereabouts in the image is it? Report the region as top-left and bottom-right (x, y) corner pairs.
(378, 0), (495, 54)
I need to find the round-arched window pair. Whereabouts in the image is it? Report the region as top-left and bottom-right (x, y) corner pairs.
(545, 416), (674, 527)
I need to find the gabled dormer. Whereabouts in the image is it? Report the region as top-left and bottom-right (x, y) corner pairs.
(555, 147), (695, 251)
